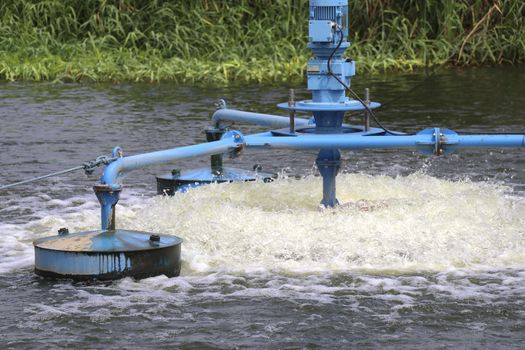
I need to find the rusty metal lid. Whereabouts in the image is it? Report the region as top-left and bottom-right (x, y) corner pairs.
(33, 229), (182, 253)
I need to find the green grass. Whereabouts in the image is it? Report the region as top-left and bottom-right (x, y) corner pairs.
(0, 0), (524, 83)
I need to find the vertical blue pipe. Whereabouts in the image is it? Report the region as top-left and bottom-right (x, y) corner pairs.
(316, 149), (341, 207)
(94, 186), (121, 230)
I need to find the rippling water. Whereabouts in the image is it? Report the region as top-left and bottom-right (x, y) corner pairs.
(1, 66), (525, 349)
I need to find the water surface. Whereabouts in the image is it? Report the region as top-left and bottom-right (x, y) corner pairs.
(1, 66), (525, 349)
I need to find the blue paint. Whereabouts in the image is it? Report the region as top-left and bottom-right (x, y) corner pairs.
(94, 185), (121, 230)
(212, 108), (310, 129)
(100, 137), (241, 187)
(316, 149), (341, 207)
(156, 167), (276, 195)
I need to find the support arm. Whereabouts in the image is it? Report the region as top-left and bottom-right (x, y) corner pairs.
(95, 131), (245, 230)
(211, 108), (310, 129)
(244, 130), (525, 153)
(100, 131), (245, 188)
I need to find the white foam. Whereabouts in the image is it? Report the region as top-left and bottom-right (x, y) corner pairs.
(2, 173), (525, 275)
(120, 173), (525, 274)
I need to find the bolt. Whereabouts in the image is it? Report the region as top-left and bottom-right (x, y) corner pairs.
(171, 169), (181, 177)
(58, 227), (69, 235)
(149, 234), (160, 242)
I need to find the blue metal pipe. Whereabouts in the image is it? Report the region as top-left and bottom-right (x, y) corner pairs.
(97, 131), (525, 191)
(450, 134), (525, 148)
(94, 186), (121, 230)
(101, 132), (244, 188)
(211, 108), (310, 129)
(245, 134), (422, 150)
(316, 149), (341, 207)
(244, 133), (525, 151)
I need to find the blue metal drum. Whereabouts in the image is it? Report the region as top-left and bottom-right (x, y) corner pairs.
(34, 229), (182, 280)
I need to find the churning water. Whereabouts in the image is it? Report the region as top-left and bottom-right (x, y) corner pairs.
(1, 67), (525, 349)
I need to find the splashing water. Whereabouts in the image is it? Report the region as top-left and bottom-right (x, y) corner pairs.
(117, 173), (525, 274)
(2, 173), (524, 276)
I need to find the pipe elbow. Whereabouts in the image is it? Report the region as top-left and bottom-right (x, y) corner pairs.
(210, 112), (220, 128)
(100, 158), (124, 189)
(211, 109), (229, 128)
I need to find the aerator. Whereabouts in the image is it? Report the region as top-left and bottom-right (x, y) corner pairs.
(31, 0), (525, 280)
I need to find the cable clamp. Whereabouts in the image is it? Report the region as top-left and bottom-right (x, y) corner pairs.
(83, 155), (119, 175)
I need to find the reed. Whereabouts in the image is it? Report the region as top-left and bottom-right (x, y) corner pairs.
(0, 0), (523, 83)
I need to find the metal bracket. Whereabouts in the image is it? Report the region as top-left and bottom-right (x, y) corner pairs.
(215, 99), (227, 110)
(222, 130), (246, 158)
(433, 127), (443, 156)
(94, 184), (122, 230)
(416, 128), (459, 155)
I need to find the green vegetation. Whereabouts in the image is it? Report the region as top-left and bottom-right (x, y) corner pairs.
(0, 0), (524, 83)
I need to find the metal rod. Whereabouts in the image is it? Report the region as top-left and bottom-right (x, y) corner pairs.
(97, 131), (525, 188)
(364, 88), (370, 132)
(205, 129), (225, 175)
(289, 89), (296, 134)
(0, 165), (84, 190)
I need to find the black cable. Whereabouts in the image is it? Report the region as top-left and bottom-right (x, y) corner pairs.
(327, 27), (524, 137)
(327, 26), (406, 135)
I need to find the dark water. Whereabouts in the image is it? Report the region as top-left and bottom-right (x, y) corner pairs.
(1, 66), (525, 349)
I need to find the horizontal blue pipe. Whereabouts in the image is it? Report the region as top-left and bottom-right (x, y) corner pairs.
(245, 134), (422, 149)
(101, 138), (238, 187)
(212, 108), (310, 128)
(100, 132), (525, 187)
(244, 134), (525, 150)
(451, 134), (525, 148)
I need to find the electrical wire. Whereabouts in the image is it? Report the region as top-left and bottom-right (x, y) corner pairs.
(326, 25), (406, 135)
(327, 26), (525, 137)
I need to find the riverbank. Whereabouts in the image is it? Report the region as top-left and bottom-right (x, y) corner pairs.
(0, 0), (523, 83)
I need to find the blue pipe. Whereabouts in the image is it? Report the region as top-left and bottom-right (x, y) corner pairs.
(244, 133), (525, 150)
(451, 134), (525, 148)
(101, 131), (244, 188)
(245, 134), (421, 149)
(212, 108), (310, 129)
(94, 186), (121, 230)
(98, 131), (525, 189)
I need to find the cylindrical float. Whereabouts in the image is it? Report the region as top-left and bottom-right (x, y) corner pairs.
(34, 229), (182, 280)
